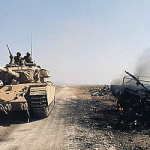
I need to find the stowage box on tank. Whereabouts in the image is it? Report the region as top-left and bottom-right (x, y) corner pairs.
(0, 53), (55, 119)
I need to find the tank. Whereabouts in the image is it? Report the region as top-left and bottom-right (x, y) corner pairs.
(0, 60), (55, 120)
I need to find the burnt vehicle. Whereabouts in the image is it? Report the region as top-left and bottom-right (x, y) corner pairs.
(0, 48), (55, 121)
(111, 71), (150, 125)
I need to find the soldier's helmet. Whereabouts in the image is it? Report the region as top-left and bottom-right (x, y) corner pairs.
(17, 52), (21, 57)
(26, 52), (31, 56)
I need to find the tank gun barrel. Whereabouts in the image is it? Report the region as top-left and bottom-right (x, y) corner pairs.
(0, 66), (19, 78)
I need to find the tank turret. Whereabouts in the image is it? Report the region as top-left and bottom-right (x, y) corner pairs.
(0, 65), (51, 85)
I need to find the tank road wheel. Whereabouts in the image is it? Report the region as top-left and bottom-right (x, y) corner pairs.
(33, 100), (55, 118)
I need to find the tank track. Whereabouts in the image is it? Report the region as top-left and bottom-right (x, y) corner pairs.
(29, 95), (55, 118)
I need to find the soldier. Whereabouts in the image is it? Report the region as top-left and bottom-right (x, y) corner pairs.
(14, 52), (23, 65)
(23, 52), (33, 63)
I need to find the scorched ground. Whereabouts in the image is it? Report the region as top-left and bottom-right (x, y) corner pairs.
(0, 86), (149, 150)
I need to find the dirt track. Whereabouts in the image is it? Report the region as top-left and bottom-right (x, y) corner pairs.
(0, 87), (150, 150)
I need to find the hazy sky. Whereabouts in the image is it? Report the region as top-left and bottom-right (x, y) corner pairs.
(0, 0), (150, 85)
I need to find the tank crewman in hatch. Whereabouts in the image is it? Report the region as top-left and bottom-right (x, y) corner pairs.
(14, 52), (23, 65)
(23, 52), (33, 63)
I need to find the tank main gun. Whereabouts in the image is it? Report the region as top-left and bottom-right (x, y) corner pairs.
(0, 66), (20, 78)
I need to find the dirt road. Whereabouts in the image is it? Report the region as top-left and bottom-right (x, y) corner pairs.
(0, 87), (149, 150)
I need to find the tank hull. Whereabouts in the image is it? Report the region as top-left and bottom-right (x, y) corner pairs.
(0, 82), (55, 117)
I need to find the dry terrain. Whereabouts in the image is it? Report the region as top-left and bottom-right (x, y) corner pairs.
(0, 86), (149, 150)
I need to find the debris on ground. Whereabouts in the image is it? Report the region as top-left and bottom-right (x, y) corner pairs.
(88, 85), (116, 101)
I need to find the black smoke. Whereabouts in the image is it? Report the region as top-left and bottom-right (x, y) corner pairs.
(134, 49), (150, 76)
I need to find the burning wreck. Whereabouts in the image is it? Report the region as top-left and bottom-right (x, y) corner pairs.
(111, 71), (150, 125)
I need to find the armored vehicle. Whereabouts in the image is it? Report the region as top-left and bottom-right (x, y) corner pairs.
(0, 53), (55, 120)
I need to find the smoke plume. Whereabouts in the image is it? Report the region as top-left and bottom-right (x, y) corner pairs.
(134, 49), (150, 76)
(111, 76), (123, 85)
(112, 49), (150, 85)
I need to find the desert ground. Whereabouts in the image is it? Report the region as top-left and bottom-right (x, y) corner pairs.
(0, 86), (149, 150)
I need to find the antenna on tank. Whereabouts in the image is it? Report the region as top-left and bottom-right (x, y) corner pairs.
(30, 29), (33, 59)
